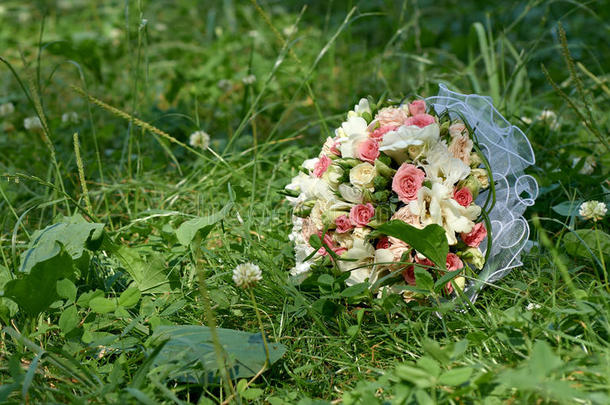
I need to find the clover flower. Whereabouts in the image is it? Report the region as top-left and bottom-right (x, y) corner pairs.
(62, 111), (79, 124)
(232, 263), (263, 288)
(0, 102), (15, 117)
(189, 130), (210, 149)
(24, 116), (43, 131)
(579, 201), (607, 222)
(242, 74), (256, 85)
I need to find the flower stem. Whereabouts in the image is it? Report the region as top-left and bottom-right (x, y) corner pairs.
(594, 223), (608, 291)
(248, 287), (270, 367)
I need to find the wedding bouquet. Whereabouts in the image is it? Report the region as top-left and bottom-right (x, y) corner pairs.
(285, 85), (537, 301)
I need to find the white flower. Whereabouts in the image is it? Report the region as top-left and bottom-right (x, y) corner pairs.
(338, 116), (369, 158)
(323, 165), (343, 189)
(579, 201), (607, 222)
(242, 74), (256, 85)
(23, 116), (42, 131)
(347, 98), (371, 118)
(285, 172), (336, 206)
(232, 263), (262, 288)
(217, 79), (232, 92)
(0, 102), (15, 117)
(423, 141), (471, 187)
(408, 182), (480, 245)
(349, 162), (376, 189)
(338, 183), (363, 204)
(537, 109), (560, 130)
(189, 130), (210, 149)
(337, 237), (376, 286)
(289, 217), (316, 277)
(282, 25), (297, 37)
(379, 123), (440, 163)
(526, 302), (541, 311)
(61, 111), (79, 124)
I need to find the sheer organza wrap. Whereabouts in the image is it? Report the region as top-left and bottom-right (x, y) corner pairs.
(427, 84), (538, 301)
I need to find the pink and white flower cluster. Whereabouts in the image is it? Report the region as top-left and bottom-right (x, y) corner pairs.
(286, 98), (490, 299)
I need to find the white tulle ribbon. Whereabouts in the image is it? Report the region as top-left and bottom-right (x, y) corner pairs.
(426, 84), (538, 301)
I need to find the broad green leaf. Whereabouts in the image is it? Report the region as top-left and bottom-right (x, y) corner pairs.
(414, 267), (434, 291)
(438, 367), (473, 386)
(176, 202), (233, 246)
(394, 365), (434, 388)
(58, 305), (79, 334)
(89, 297), (117, 314)
(563, 229), (610, 262)
(529, 340), (562, 378)
(20, 214), (104, 274)
(340, 282), (368, 297)
(56, 279), (77, 302)
(377, 221), (448, 270)
(0, 265), (19, 320)
(151, 325), (287, 382)
(3, 250), (74, 315)
(551, 200), (583, 217)
(114, 247), (171, 293)
(119, 287), (141, 308)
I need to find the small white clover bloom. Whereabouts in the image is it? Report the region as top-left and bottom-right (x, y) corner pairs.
(242, 74), (256, 85)
(521, 116), (532, 125)
(572, 156), (596, 175)
(0, 102), (15, 117)
(537, 109), (560, 130)
(282, 25), (297, 37)
(232, 263), (262, 288)
(189, 130), (210, 149)
(24, 116), (42, 131)
(62, 111), (79, 124)
(217, 79), (232, 92)
(526, 302), (541, 311)
(579, 201), (607, 222)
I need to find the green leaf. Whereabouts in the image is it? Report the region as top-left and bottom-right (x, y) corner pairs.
(89, 296), (117, 314)
(119, 287), (141, 308)
(551, 200), (583, 217)
(394, 365), (434, 388)
(438, 367), (473, 386)
(58, 305), (79, 334)
(114, 247), (171, 293)
(414, 267), (434, 291)
(377, 221), (448, 270)
(434, 270), (461, 291)
(56, 278), (77, 302)
(3, 250), (74, 315)
(563, 229), (610, 262)
(151, 325), (287, 382)
(241, 388), (264, 400)
(340, 282), (368, 297)
(529, 340), (562, 378)
(20, 214), (104, 274)
(176, 202), (233, 246)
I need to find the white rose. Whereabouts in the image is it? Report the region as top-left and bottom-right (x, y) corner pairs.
(323, 165), (343, 189)
(347, 98), (371, 118)
(379, 123), (440, 163)
(338, 183), (363, 203)
(349, 162), (376, 189)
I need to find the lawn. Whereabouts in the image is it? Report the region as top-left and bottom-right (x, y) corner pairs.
(1, 1), (609, 404)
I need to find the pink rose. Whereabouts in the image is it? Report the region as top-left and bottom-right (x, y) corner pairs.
(313, 155), (332, 178)
(335, 215), (354, 233)
(446, 253), (464, 271)
(370, 124), (398, 140)
(375, 107), (408, 127)
(461, 223), (487, 247)
(316, 231), (345, 256)
(392, 164), (426, 203)
(408, 100), (426, 116)
(453, 187), (473, 207)
(376, 237), (390, 249)
(357, 138), (380, 163)
(405, 114), (435, 128)
(448, 134), (473, 165)
(349, 203), (375, 226)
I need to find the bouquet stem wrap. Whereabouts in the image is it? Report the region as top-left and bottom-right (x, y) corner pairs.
(427, 84), (538, 301)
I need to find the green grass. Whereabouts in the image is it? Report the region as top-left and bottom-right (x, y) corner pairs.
(1, 0), (609, 403)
